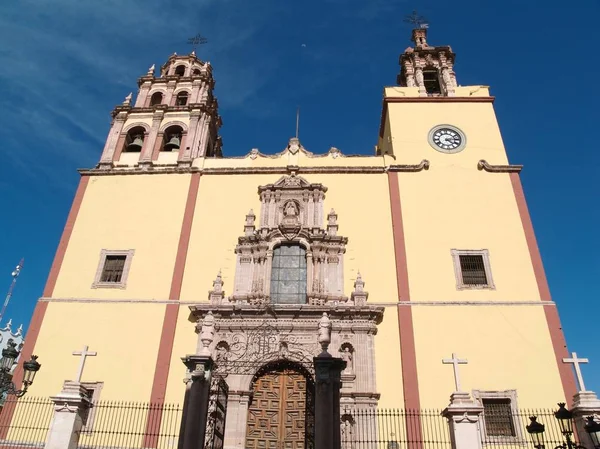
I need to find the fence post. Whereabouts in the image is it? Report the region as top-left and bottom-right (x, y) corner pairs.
(571, 391), (600, 448)
(45, 381), (91, 449)
(314, 355), (346, 449)
(442, 392), (484, 449)
(178, 355), (214, 449)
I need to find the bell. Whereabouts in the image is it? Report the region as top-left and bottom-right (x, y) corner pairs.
(164, 135), (181, 151)
(126, 135), (143, 152)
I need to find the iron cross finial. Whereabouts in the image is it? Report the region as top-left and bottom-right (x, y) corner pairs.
(187, 33), (208, 53)
(404, 10), (429, 28)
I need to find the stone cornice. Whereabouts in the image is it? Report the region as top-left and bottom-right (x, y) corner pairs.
(80, 160), (431, 176)
(477, 159), (523, 173)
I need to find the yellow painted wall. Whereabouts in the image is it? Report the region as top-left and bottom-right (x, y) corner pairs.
(52, 174), (190, 300)
(412, 305), (564, 408)
(30, 301), (164, 401)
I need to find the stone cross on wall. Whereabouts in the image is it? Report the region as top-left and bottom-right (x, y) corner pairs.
(563, 352), (589, 392)
(72, 345), (97, 383)
(442, 353), (468, 392)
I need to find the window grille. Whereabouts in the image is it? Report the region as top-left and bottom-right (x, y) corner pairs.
(270, 244), (307, 304)
(100, 255), (126, 283)
(459, 255), (488, 286)
(482, 399), (516, 437)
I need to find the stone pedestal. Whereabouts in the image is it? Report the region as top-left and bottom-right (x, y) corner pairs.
(571, 391), (600, 448)
(314, 355), (346, 449)
(177, 355), (214, 449)
(46, 381), (92, 449)
(442, 392), (484, 449)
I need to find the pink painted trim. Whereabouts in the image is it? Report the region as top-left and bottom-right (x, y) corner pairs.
(509, 172), (577, 402)
(0, 176), (90, 438)
(144, 173), (201, 447)
(151, 133), (164, 161)
(387, 172), (423, 449)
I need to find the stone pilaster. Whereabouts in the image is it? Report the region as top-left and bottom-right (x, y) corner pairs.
(314, 355), (346, 449)
(178, 355), (215, 449)
(442, 391), (484, 449)
(571, 391), (600, 449)
(139, 110), (164, 166)
(98, 112), (127, 168)
(46, 381), (92, 449)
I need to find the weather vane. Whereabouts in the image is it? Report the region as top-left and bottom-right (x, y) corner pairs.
(404, 10), (429, 29)
(187, 33), (208, 52)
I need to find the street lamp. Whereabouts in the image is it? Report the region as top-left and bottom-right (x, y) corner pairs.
(526, 403), (597, 449)
(0, 340), (41, 397)
(584, 417), (600, 449)
(527, 416), (546, 449)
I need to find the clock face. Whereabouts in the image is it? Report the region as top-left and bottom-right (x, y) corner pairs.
(428, 125), (466, 153)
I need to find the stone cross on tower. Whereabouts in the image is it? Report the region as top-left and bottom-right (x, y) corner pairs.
(563, 352), (589, 392)
(442, 353), (468, 392)
(72, 345), (97, 383)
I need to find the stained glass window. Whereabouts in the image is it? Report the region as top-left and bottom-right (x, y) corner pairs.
(270, 244), (307, 304)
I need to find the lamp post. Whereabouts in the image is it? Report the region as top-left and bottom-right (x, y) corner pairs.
(0, 340), (41, 397)
(527, 403), (600, 449)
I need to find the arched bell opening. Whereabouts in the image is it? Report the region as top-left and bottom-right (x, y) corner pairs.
(175, 91), (189, 106)
(174, 65), (186, 77)
(123, 126), (146, 153)
(149, 92), (163, 106)
(160, 125), (184, 152)
(423, 68), (442, 96)
(246, 360), (314, 448)
(192, 68), (201, 76)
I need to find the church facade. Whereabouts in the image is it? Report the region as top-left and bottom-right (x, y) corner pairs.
(14, 27), (576, 447)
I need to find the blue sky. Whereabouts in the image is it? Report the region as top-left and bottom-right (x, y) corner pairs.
(0, 0), (598, 394)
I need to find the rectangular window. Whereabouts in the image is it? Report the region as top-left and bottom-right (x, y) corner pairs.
(473, 390), (523, 443)
(270, 244), (307, 304)
(100, 255), (126, 283)
(92, 250), (134, 289)
(482, 399), (515, 437)
(451, 249), (495, 290)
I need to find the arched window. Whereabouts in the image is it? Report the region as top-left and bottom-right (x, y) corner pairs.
(161, 125), (183, 152)
(192, 68), (201, 76)
(149, 92), (163, 106)
(174, 65), (186, 76)
(270, 244), (307, 304)
(423, 69), (441, 95)
(123, 126), (145, 153)
(175, 91), (189, 106)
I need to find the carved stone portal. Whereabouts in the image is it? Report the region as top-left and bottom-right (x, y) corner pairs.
(189, 174), (384, 448)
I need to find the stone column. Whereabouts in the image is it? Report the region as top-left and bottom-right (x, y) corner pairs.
(179, 110), (200, 166)
(178, 355), (215, 449)
(442, 392), (484, 449)
(45, 381), (92, 449)
(571, 391), (600, 449)
(314, 355), (346, 449)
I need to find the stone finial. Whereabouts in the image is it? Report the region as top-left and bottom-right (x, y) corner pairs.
(318, 312), (332, 356)
(5, 319), (12, 331)
(327, 209), (338, 236)
(190, 50), (196, 56)
(123, 92), (132, 106)
(287, 137), (301, 154)
(16, 324), (22, 335)
(199, 311), (215, 356)
(147, 64), (155, 76)
(244, 210), (256, 236)
(351, 271), (369, 306)
(208, 272), (225, 305)
(411, 28), (429, 48)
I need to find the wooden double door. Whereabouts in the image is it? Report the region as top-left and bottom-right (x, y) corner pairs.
(245, 368), (314, 449)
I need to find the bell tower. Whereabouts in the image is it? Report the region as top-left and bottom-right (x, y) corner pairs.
(397, 26), (457, 97)
(98, 51), (222, 169)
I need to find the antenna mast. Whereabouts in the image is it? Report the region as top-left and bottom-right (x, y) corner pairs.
(0, 259), (23, 326)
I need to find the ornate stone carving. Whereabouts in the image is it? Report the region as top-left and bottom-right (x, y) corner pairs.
(198, 311), (216, 356)
(208, 271), (225, 305)
(350, 272), (369, 306)
(318, 313), (332, 355)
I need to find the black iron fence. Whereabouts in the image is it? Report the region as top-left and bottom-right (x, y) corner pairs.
(481, 407), (583, 449)
(77, 401), (183, 449)
(343, 409), (452, 449)
(0, 396), (54, 448)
